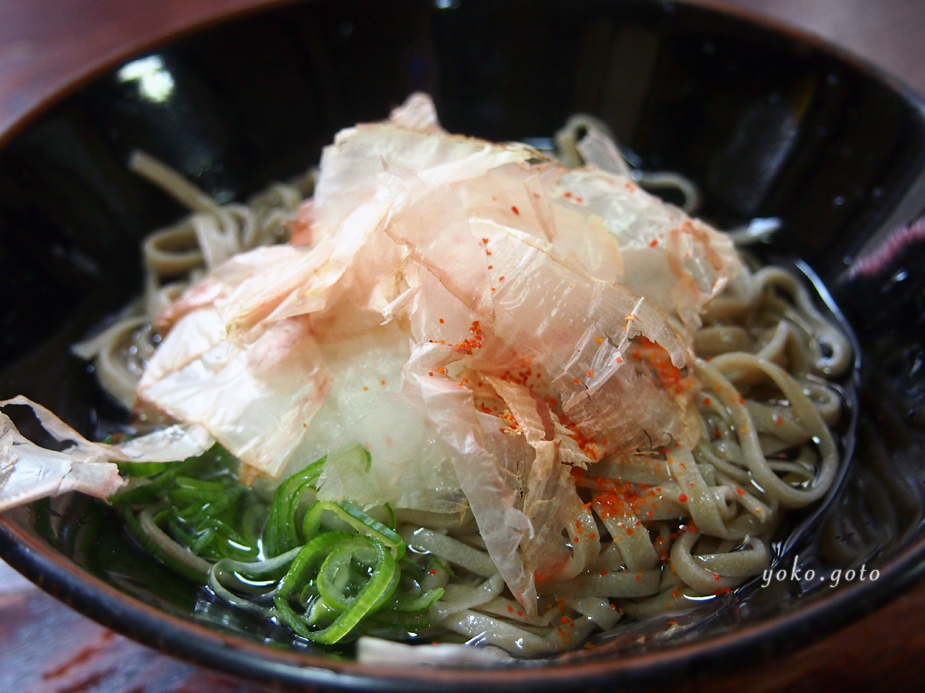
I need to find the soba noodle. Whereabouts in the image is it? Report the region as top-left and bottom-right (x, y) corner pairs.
(67, 97), (851, 657)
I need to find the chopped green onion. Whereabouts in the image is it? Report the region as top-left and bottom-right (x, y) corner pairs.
(303, 500), (405, 559)
(263, 456), (326, 557)
(274, 532), (398, 644)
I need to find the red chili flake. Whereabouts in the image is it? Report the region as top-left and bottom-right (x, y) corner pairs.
(649, 239), (658, 247)
(439, 318), (444, 324)
(511, 205), (520, 215)
(573, 377), (580, 383)
(491, 287), (496, 292)
(428, 372), (434, 376)
(380, 380), (386, 386)
(736, 488), (745, 496)
(560, 616), (571, 624)
(713, 573), (720, 581)
(679, 493), (688, 502)
(486, 250), (492, 255)
(507, 605), (514, 612)
(588, 532), (596, 539)
(626, 528), (634, 536)
(517, 610), (524, 616)
(774, 415), (784, 425)
(635, 575), (642, 581)
(564, 191), (572, 198)
(575, 196), (583, 203)
(615, 356), (623, 363)
(499, 275), (505, 281)
(667, 620), (677, 626)
(488, 264), (493, 269)
(429, 569), (437, 575)
(482, 238), (489, 244)
(585, 370), (594, 378)
(702, 397), (711, 405)
(600, 569), (608, 576)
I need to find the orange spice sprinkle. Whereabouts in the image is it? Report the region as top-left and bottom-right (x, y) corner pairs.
(585, 370), (594, 378)
(499, 275), (505, 281)
(595, 337), (604, 344)
(380, 380), (386, 386)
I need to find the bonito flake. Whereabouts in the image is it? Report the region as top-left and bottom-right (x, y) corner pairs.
(4, 94), (742, 613)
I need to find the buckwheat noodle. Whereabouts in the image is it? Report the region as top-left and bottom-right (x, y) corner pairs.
(76, 122), (851, 657)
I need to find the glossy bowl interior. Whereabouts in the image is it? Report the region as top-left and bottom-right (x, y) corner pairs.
(3, 0), (925, 690)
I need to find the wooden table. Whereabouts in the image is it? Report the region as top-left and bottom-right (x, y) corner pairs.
(2, 1), (925, 690)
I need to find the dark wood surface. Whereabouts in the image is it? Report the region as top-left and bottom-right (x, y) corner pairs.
(3, 1), (925, 691)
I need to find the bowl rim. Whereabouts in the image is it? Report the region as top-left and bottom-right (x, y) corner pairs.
(3, 0), (925, 689)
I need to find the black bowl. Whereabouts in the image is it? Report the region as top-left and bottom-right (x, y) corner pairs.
(3, 0), (925, 690)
